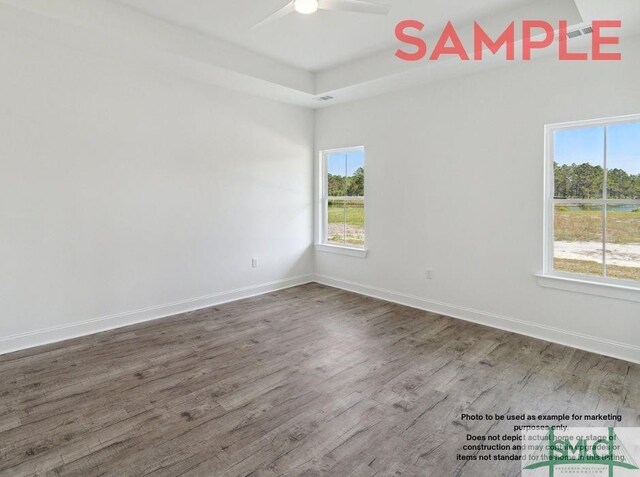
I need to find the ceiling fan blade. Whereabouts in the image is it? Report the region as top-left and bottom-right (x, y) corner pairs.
(318, 0), (390, 15)
(251, 1), (296, 29)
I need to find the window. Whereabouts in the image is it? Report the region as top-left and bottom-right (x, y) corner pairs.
(319, 147), (366, 252)
(544, 115), (640, 289)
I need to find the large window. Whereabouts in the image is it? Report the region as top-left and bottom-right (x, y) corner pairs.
(544, 115), (640, 287)
(320, 147), (365, 249)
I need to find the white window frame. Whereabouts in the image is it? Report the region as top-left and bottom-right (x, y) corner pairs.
(315, 146), (367, 258)
(538, 113), (640, 302)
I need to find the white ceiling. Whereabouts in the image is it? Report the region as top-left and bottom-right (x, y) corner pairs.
(2, 0), (638, 108)
(110, 0), (538, 71)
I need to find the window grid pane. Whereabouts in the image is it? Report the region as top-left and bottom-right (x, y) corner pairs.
(606, 203), (640, 282)
(345, 151), (365, 247)
(553, 203), (604, 278)
(327, 152), (347, 245)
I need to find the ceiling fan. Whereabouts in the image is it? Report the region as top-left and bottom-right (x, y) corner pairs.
(252, 0), (391, 29)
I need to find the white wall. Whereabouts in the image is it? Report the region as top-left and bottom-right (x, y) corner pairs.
(315, 34), (640, 362)
(0, 30), (314, 351)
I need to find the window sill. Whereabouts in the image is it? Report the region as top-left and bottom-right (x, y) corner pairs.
(315, 243), (368, 258)
(536, 273), (640, 303)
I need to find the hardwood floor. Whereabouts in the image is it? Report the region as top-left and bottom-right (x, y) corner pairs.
(0, 283), (638, 476)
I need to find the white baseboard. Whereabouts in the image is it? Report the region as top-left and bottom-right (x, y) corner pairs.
(4, 273), (638, 364)
(0, 274), (313, 356)
(313, 274), (640, 365)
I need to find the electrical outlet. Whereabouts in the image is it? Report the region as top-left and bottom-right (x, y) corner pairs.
(425, 269), (434, 280)
(252, 258), (258, 268)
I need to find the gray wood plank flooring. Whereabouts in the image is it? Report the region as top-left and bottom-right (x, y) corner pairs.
(0, 283), (638, 476)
